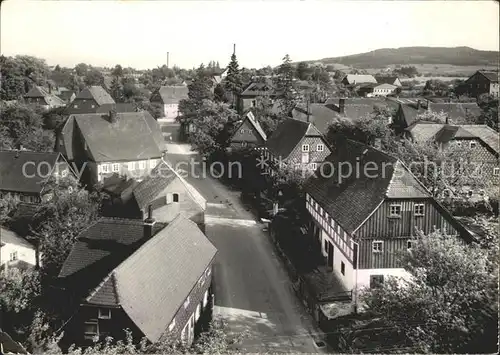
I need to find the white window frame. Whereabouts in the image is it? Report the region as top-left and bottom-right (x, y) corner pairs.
(493, 167), (500, 176)
(112, 163), (120, 173)
(316, 144), (324, 152)
(372, 240), (383, 253)
(10, 251), (18, 261)
(98, 308), (111, 319)
(139, 160), (146, 169)
(414, 203), (424, 216)
(302, 144), (310, 152)
(240, 129), (245, 134)
(310, 162), (317, 170)
(389, 204), (402, 217)
(469, 141), (477, 149)
(100, 163), (109, 173)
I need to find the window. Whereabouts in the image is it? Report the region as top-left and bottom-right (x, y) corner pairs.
(407, 240), (413, 250)
(302, 144), (310, 152)
(240, 129), (245, 134)
(467, 190), (473, 198)
(316, 144), (324, 152)
(139, 161), (145, 169)
(98, 308), (111, 319)
(100, 164), (109, 173)
(241, 142), (247, 148)
(469, 141), (477, 149)
(112, 163), (120, 172)
(479, 190), (485, 196)
(128, 162), (135, 170)
(168, 319), (176, 332)
(493, 167), (500, 176)
(456, 141), (462, 147)
(184, 297), (190, 309)
(310, 162), (317, 170)
(73, 104), (79, 108)
(370, 275), (384, 288)
(91, 104), (95, 108)
(84, 321), (98, 340)
(389, 204), (401, 217)
(149, 159), (157, 168)
(372, 241), (383, 253)
(173, 193), (179, 202)
(10, 251), (18, 261)
(414, 204), (424, 216)
(340, 261), (345, 275)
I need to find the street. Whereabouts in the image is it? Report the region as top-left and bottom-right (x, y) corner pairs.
(164, 144), (321, 353)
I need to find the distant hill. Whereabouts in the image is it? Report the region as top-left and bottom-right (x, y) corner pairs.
(308, 47), (499, 68)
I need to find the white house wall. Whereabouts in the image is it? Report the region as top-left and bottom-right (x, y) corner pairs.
(0, 243), (36, 267)
(356, 268), (412, 290)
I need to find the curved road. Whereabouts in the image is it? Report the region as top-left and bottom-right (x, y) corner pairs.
(164, 145), (322, 353)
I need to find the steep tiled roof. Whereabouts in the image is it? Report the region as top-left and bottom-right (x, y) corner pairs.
(0, 151), (62, 194)
(64, 112), (165, 162)
(430, 124), (499, 154)
(374, 76), (399, 85)
(0, 227), (34, 249)
(304, 140), (430, 234)
(150, 86), (189, 104)
(342, 74), (377, 85)
(478, 71), (499, 83)
(132, 162), (178, 210)
(240, 80), (277, 97)
(86, 215), (217, 343)
(75, 86), (115, 105)
(325, 98), (384, 122)
(398, 101), (481, 128)
(24, 86), (66, 106)
(57, 90), (75, 102)
(233, 111), (267, 142)
(292, 104), (340, 135)
(0, 331), (29, 354)
(407, 122), (445, 142)
(58, 218), (167, 279)
(266, 119), (322, 160)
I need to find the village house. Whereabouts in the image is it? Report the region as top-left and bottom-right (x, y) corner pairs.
(457, 70), (499, 98)
(302, 140), (473, 317)
(23, 86), (66, 110)
(102, 159), (207, 226)
(94, 103), (137, 113)
(357, 83), (399, 97)
(57, 89), (76, 104)
(238, 79), (278, 114)
(392, 99), (481, 134)
(374, 75), (403, 87)
(150, 86), (189, 119)
(65, 86), (116, 114)
(228, 111), (267, 150)
(264, 118), (331, 174)
(57, 111), (166, 187)
(0, 151), (73, 204)
(341, 74), (377, 86)
(405, 122), (499, 192)
(0, 227), (37, 270)
(57, 213), (217, 349)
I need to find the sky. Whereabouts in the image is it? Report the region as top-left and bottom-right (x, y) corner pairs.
(1, 0), (499, 70)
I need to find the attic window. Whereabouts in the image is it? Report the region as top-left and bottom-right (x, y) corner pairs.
(302, 144), (310, 152)
(469, 141), (477, 149)
(493, 167), (500, 176)
(316, 144), (324, 152)
(173, 193), (179, 202)
(372, 241), (383, 253)
(10, 251), (18, 261)
(98, 308), (111, 319)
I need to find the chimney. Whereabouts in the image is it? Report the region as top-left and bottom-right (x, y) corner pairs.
(445, 116), (449, 125)
(109, 109), (117, 123)
(426, 99), (430, 111)
(233, 43), (236, 55)
(48, 82), (52, 94)
(143, 205), (156, 240)
(416, 100), (421, 110)
(339, 98), (345, 114)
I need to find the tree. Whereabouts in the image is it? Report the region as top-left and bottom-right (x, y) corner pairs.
(74, 63), (90, 76)
(361, 230), (498, 353)
(0, 102), (55, 151)
(109, 76), (123, 101)
(296, 62), (312, 81)
(83, 69), (105, 87)
(0, 55), (51, 100)
(477, 93), (499, 131)
(274, 54), (298, 115)
(42, 107), (67, 131)
(28, 177), (103, 278)
(223, 52), (243, 108)
(111, 64), (123, 78)
(187, 100), (239, 156)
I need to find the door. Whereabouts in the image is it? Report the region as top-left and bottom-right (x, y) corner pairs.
(328, 242), (334, 268)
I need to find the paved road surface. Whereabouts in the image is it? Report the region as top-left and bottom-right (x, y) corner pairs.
(164, 149), (321, 353)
